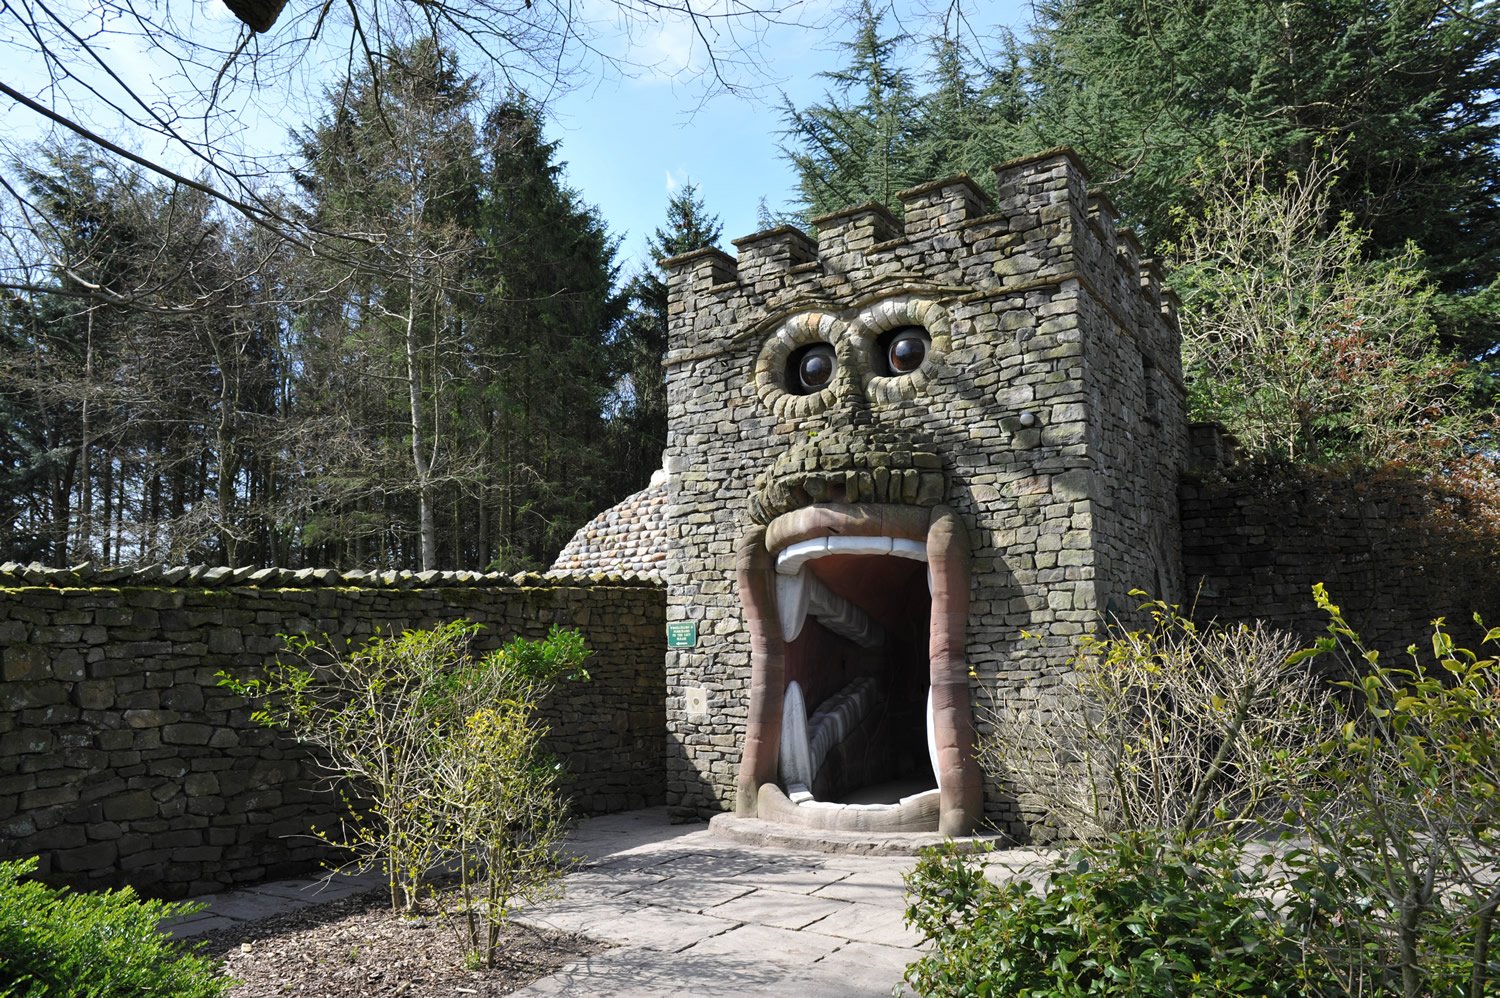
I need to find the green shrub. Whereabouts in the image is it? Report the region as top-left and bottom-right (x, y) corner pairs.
(220, 619), (589, 969)
(1278, 587), (1500, 997)
(903, 833), (1319, 997)
(0, 857), (230, 998)
(937, 586), (1500, 997)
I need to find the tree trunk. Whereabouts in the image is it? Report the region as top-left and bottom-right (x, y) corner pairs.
(405, 274), (437, 571)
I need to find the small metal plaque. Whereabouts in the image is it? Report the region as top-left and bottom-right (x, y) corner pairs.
(666, 621), (698, 649)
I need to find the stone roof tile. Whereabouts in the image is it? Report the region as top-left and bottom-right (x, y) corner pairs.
(547, 469), (672, 581)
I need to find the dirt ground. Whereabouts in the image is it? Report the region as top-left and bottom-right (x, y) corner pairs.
(194, 886), (605, 997)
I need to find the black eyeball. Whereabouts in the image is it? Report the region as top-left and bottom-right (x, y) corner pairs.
(788, 343), (836, 394)
(879, 326), (929, 376)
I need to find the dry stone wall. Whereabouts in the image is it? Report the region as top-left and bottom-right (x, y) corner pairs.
(661, 149), (1187, 840)
(1182, 463), (1500, 653)
(0, 564), (664, 898)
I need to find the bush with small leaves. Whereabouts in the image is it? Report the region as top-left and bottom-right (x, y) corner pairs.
(0, 857), (231, 998)
(903, 833), (1320, 997)
(219, 620), (589, 921)
(1279, 586), (1500, 997)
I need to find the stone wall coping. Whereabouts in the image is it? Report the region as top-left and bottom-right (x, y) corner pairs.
(894, 172), (991, 207)
(0, 561), (664, 590)
(991, 145), (1091, 181)
(809, 200), (900, 230)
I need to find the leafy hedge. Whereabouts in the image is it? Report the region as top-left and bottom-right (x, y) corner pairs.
(0, 857), (230, 998)
(903, 834), (1320, 997)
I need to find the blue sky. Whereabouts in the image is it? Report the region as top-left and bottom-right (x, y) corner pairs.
(2, 0), (1028, 275)
(545, 0), (1029, 272)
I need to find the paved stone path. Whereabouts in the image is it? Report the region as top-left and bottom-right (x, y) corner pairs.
(512, 809), (924, 996)
(171, 808), (1047, 996)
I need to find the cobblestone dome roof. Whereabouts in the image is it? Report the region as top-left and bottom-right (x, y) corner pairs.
(547, 469), (671, 580)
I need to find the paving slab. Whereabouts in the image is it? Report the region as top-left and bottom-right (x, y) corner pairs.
(610, 873), (757, 913)
(802, 899), (922, 949)
(812, 866), (909, 906)
(682, 921), (845, 966)
(510, 944), (877, 998)
(590, 843), (765, 880)
(731, 859), (842, 895)
(559, 868), (671, 900)
(170, 807), (979, 995)
(814, 941), (919, 995)
(708, 886), (852, 930)
(165, 913), (243, 939)
(246, 871), (385, 903)
(518, 897), (744, 954)
(179, 889), (306, 923)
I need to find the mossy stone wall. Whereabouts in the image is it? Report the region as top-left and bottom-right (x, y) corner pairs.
(0, 567), (664, 898)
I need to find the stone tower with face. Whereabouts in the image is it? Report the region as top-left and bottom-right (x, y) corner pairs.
(661, 149), (1187, 840)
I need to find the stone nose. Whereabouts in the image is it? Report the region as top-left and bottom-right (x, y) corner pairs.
(823, 360), (872, 431)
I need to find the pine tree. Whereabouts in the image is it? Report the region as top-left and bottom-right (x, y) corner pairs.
(467, 96), (626, 569)
(1025, 0), (1500, 359)
(609, 183), (722, 493)
(294, 40), (483, 571)
(780, 0), (926, 219)
(780, 2), (1033, 221)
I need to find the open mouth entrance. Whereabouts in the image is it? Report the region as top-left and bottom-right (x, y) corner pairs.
(777, 541), (936, 807)
(736, 504), (984, 836)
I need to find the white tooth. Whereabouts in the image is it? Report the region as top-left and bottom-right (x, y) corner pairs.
(805, 677), (877, 783)
(823, 536), (893, 557)
(778, 535), (918, 573)
(891, 538), (927, 562)
(777, 538), (828, 575)
(926, 687), (942, 794)
(776, 568), (812, 642)
(780, 681), (814, 790)
(807, 581), (883, 648)
(778, 566), (884, 648)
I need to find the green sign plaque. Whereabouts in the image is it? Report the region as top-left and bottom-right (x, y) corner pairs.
(666, 621), (698, 649)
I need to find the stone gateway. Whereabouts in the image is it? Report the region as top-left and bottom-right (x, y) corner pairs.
(659, 149), (1186, 840)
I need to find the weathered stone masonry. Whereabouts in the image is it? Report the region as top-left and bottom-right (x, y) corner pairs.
(1183, 463), (1500, 654)
(660, 149), (1187, 840)
(0, 566), (664, 897)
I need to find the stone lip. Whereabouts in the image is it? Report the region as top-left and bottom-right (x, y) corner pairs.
(764, 504), (932, 558)
(754, 783), (943, 835)
(708, 812), (1005, 856)
(748, 424), (947, 525)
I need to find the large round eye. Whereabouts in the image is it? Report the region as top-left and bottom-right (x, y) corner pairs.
(788, 343), (836, 394)
(880, 326), (929, 375)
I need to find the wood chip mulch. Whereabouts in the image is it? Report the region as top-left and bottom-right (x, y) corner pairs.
(192, 886), (607, 997)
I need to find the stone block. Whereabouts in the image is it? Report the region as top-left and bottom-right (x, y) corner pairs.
(103, 790), (158, 822)
(0, 682), (67, 710)
(122, 708), (177, 728)
(53, 842), (118, 872)
(207, 629), (244, 654)
(72, 680), (116, 710)
(2, 645), (50, 681)
(163, 723), (213, 746)
(0, 729), (53, 755)
(161, 685), (205, 711)
(19, 785), (78, 809)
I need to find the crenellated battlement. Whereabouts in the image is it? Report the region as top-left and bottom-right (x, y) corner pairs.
(662, 147), (1173, 340)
